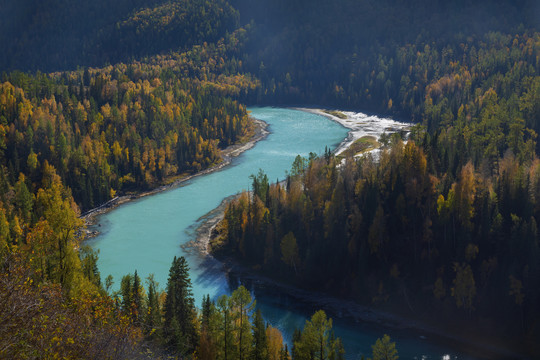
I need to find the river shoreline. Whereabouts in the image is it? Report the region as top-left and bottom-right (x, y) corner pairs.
(190, 106), (405, 256)
(195, 202), (524, 360)
(86, 106), (524, 359)
(81, 117), (269, 233)
(83, 107), (403, 237)
(190, 108), (524, 359)
(192, 205), (522, 360)
(293, 107), (411, 156)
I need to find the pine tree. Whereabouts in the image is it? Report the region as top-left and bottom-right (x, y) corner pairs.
(217, 294), (234, 360)
(132, 270), (142, 325)
(252, 309), (269, 360)
(163, 256), (197, 354)
(202, 294), (212, 330)
(294, 310), (343, 360)
(291, 328), (302, 359)
(145, 274), (162, 340)
(197, 294), (217, 360)
(120, 274), (132, 313)
(280, 344), (290, 360)
(329, 333), (345, 360)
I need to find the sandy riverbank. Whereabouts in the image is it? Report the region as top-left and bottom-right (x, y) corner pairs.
(81, 117), (269, 234)
(294, 107), (411, 157)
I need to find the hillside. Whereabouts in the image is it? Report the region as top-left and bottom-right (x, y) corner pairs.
(0, 0), (539, 358)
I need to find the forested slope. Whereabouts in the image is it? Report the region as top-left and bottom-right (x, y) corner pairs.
(1, 39), (254, 210)
(0, 1), (260, 357)
(0, 0), (539, 357)
(212, 0), (540, 355)
(233, 0), (539, 116)
(0, 0), (240, 72)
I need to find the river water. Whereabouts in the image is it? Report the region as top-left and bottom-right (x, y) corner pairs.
(89, 107), (477, 360)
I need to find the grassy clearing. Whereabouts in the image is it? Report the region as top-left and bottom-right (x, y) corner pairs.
(338, 136), (379, 159)
(323, 110), (348, 119)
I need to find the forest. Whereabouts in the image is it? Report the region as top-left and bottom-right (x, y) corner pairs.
(0, 0), (241, 72)
(0, 0), (539, 357)
(214, 24), (540, 355)
(111, 256), (358, 360)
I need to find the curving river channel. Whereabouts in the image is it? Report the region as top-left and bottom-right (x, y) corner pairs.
(88, 107), (477, 360)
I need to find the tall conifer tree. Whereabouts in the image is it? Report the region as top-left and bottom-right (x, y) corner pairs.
(252, 308), (269, 360)
(163, 256), (197, 354)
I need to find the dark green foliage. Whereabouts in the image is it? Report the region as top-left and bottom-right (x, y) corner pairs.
(216, 294), (234, 360)
(201, 294), (212, 330)
(14, 174), (33, 222)
(293, 310), (344, 360)
(144, 274), (162, 340)
(120, 274), (133, 313)
(0, 0), (239, 72)
(115, 277), (349, 359)
(98, 0), (240, 66)
(252, 309), (269, 360)
(231, 285), (254, 360)
(219, 138), (540, 348)
(119, 270), (144, 325)
(233, 0), (538, 115)
(280, 344), (290, 360)
(132, 270), (143, 325)
(291, 328), (302, 360)
(251, 169), (270, 204)
(79, 246), (101, 288)
(163, 256), (197, 354)
(370, 334), (398, 360)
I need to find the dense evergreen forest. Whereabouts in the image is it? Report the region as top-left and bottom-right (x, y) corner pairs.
(0, 0), (241, 72)
(0, 0), (538, 357)
(214, 5), (540, 354)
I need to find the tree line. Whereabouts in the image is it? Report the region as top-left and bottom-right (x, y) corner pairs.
(0, 8), (257, 357)
(0, 0), (538, 356)
(215, 136), (540, 353)
(0, 29), (256, 211)
(208, 3), (540, 355)
(115, 255), (398, 360)
(0, 0), (241, 72)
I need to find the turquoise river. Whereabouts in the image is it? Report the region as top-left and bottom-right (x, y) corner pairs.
(89, 107), (478, 360)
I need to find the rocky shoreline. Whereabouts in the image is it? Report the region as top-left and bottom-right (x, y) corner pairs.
(294, 107), (411, 157)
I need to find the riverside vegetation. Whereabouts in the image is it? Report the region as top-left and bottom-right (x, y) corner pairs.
(0, 0), (538, 357)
